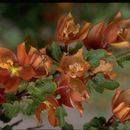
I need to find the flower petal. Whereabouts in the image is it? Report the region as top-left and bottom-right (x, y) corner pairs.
(35, 103), (47, 126)
(104, 19), (122, 43)
(4, 76), (21, 93)
(56, 85), (73, 107)
(0, 68), (10, 84)
(112, 89), (121, 108)
(77, 22), (91, 40)
(0, 47), (16, 63)
(70, 98), (84, 117)
(0, 88), (6, 104)
(17, 43), (29, 65)
(56, 13), (90, 45)
(68, 77), (90, 101)
(46, 96), (59, 108)
(84, 21), (106, 49)
(110, 41), (130, 48)
(114, 105), (130, 122)
(113, 102), (126, 113)
(20, 66), (36, 80)
(112, 11), (122, 20)
(58, 48), (89, 78)
(70, 91), (84, 102)
(48, 108), (58, 127)
(29, 49), (52, 77)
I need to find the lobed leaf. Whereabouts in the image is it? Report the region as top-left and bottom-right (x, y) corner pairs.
(56, 106), (67, 128)
(69, 42), (83, 55)
(2, 101), (20, 119)
(47, 42), (63, 62)
(87, 73), (119, 93)
(86, 49), (108, 68)
(61, 122), (74, 130)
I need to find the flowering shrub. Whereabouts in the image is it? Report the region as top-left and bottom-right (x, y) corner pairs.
(1, 11), (130, 130)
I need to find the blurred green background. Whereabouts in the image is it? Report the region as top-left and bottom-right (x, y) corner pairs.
(0, 3), (130, 129)
(1, 3), (130, 49)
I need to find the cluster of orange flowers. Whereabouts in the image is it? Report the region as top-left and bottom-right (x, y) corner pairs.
(0, 11), (130, 128)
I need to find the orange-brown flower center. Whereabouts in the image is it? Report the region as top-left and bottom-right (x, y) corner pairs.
(0, 59), (13, 69)
(68, 63), (83, 78)
(0, 58), (20, 77)
(63, 13), (80, 39)
(117, 28), (130, 41)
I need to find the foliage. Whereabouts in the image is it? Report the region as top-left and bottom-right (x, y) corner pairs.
(0, 11), (130, 130)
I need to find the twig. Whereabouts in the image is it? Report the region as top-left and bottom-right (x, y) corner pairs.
(105, 115), (117, 127)
(26, 125), (44, 130)
(64, 44), (68, 52)
(16, 90), (30, 99)
(11, 119), (23, 127)
(115, 50), (130, 59)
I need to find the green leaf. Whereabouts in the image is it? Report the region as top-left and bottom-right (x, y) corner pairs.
(122, 121), (130, 130)
(0, 113), (11, 123)
(61, 122), (74, 130)
(56, 106), (67, 127)
(83, 117), (107, 130)
(28, 82), (40, 95)
(115, 50), (130, 68)
(23, 98), (40, 115)
(86, 49), (108, 68)
(83, 117), (101, 130)
(93, 73), (119, 92)
(109, 120), (119, 130)
(87, 73), (119, 93)
(5, 93), (17, 104)
(47, 42), (63, 62)
(26, 78), (57, 115)
(35, 78), (57, 96)
(2, 102), (20, 118)
(116, 54), (130, 68)
(87, 79), (97, 93)
(2, 125), (12, 130)
(28, 78), (57, 101)
(17, 81), (28, 93)
(18, 98), (33, 115)
(69, 42), (83, 55)
(92, 73), (119, 93)
(83, 45), (88, 60)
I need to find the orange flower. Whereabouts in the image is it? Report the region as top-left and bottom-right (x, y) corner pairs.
(55, 75), (90, 116)
(112, 89), (130, 123)
(28, 46), (52, 77)
(104, 11), (130, 49)
(84, 11), (130, 50)
(35, 96), (59, 127)
(17, 43), (52, 80)
(56, 13), (91, 45)
(58, 48), (90, 78)
(83, 21), (106, 49)
(0, 47), (21, 93)
(0, 43), (52, 93)
(56, 48), (90, 115)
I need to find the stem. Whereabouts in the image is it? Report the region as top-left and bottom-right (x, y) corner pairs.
(16, 90), (30, 99)
(26, 125), (43, 130)
(64, 44), (68, 52)
(11, 119), (23, 127)
(115, 50), (130, 59)
(105, 115), (117, 127)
